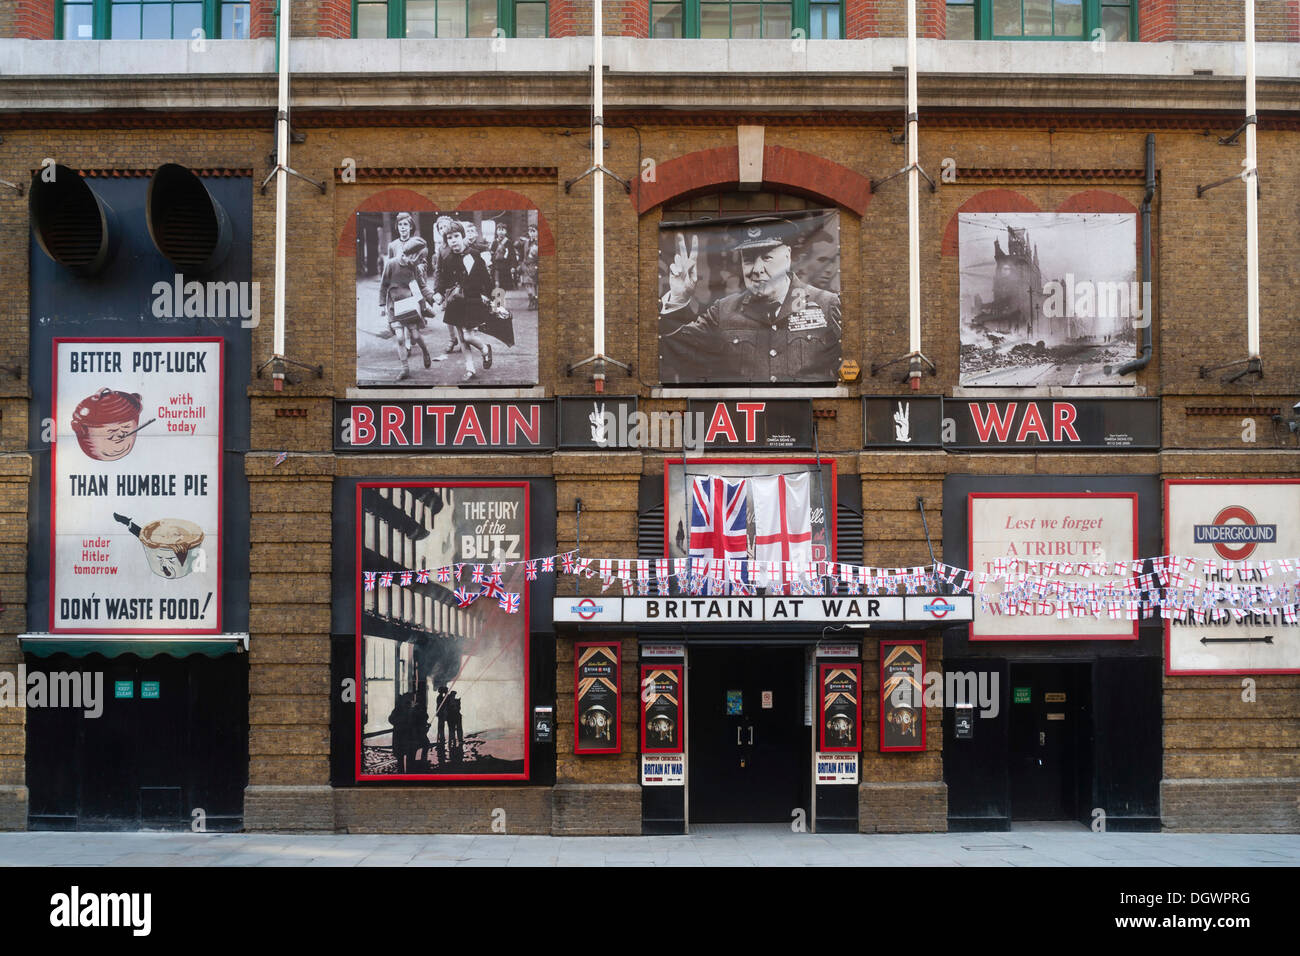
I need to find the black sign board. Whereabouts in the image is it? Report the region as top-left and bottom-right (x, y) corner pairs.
(863, 396), (943, 448)
(687, 399), (814, 449)
(557, 396), (639, 449)
(954, 705), (975, 740)
(335, 400), (556, 452)
(864, 397), (1160, 450)
(533, 706), (554, 744)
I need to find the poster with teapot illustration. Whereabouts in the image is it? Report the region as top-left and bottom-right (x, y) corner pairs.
(52, 338), (223, 633)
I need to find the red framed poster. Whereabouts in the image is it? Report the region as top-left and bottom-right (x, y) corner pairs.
(880, 640), (926, 753)
(818, 662), (861, 753)
(51, 337), (224, 634)
(1164, 479), (1300, 675)
(663, 458), (837, 562)
(640, 664), (683, 754)
(354, 481), (531, 781)
(968, 492), (1139, 641)
(574, 641), (622, 755)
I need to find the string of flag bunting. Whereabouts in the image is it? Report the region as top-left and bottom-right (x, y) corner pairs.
(362, 552), (1300, 623)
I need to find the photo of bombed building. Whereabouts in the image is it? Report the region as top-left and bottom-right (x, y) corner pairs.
(0, 0), (1295, 838)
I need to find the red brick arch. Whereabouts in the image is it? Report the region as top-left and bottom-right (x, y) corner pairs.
(633, 146), (873, 216)
(939, 190), (1041, 256)
(336, 187), (553, 257)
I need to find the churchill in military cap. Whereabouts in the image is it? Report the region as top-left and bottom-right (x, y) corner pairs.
(658, 215), (842, 384)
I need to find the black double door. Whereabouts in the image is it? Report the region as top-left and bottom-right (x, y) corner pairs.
(689, 646), (807, 824)
(1008, 662), (1091, 822)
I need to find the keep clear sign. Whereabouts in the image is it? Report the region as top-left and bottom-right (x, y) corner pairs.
(815, 752), (858, 785)
(641, 753), (685, 786)
(52, 339), (223, 633)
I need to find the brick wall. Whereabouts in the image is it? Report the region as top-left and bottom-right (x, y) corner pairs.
(8, 0), (55, 40)
(1173, 0), (1298, 42)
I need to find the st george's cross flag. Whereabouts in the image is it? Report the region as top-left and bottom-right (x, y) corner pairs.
(751, 472), (813, 591)
(690, 476), (749, 565)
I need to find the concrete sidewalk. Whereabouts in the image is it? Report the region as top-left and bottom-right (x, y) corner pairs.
(0, 825), (1297, 866)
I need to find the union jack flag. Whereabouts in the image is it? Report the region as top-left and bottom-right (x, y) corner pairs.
(436, 566), (451, 583)
(379, 572), (394, 588)
(416, 568), (430, 584)
(542, 555), (555, 573)
(399, 571), (413, 587)
(471, 565), (485, 584)
(454, 587), (477, 608)
(481, 578), (505, 600)
(363, 571), (377, 591)
(499, 592), (521, 614)
(488, 563), (504, 586)
(690, 476), (749, 572)
(560, 553), (575, 574)
(525, 560), (538, 581)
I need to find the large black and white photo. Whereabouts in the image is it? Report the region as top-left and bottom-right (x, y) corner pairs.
(658, 209), (842, 385)
(355, 210), (539, 386)
(959, 212), (1139, 387)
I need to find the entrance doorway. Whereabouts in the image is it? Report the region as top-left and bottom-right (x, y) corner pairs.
(688, 646), (808, 824)
(1007, 662), (1092, 823)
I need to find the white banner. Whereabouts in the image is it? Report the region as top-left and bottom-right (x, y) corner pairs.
(53, 339), (222, 632)
(641, 753), (684, 786)
(815, 752), (859, 785)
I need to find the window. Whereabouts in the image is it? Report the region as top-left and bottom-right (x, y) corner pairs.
(651, 1), (843, 39)
(354, 0), (549, 38)
(59, 1), (250, 38)
(946, 0), (1134, 41)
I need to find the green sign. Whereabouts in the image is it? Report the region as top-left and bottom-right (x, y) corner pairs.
(114, 681), (134, 699)
(141, 681), (160, 700)
(1013, 686), (1031, 704)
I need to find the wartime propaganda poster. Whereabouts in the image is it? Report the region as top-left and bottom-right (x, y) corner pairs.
(575, 642), (621, 754)
(819, 663), (861, 753)
(969, 493), (1138, 641)
(657, 209), (842, 385)
(640, 664), (682, 753)
(354, 210), (539, 387)
(356, 482), (529, 781)
(958, 213), (1139, 387)
(1165, 480), (1300, 675)
(52, 338), (223, 633)
(880, 643), (925, 752)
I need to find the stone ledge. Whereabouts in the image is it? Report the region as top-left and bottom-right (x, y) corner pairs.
(1161, 777), (1300, 833)
(0, 785), (27, 831)
(552, 783), (641, 836)
(243, 785), (335, 832)
(859, 780), (948, 833)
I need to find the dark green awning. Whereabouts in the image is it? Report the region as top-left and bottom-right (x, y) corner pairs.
(18, 634), (248, 660)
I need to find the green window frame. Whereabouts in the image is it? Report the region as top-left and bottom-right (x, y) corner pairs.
(651, 1), (844, 39)
(945, 1), (1136, 41)
(58, 1), (251, 39)
(352, 0), (550, 39)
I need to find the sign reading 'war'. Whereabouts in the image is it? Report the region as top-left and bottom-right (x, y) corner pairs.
(53, 338), (223, 633)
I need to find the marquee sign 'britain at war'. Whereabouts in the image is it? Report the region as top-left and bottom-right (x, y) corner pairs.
(336, 400), (556, 451)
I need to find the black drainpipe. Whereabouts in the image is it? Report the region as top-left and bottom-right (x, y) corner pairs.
(1109, 133), (1156, 376)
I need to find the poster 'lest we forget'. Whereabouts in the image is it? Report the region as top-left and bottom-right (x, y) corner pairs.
(52, 338), (223, 633)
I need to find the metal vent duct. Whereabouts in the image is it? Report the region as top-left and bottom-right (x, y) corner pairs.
(29, 165), (118, 276)
(147, 163), (231, 273)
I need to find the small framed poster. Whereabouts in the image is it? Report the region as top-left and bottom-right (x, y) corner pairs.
(640, 664), (683, 754)
(818, 663), (861, 753)
(574, 642), (621, 755)
(880, 641), (926, 753)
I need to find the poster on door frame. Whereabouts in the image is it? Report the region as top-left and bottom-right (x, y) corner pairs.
(575, 642), (622, 754)
(818, 662), (861, 753)
(640, 664), (682, 754)
(880, 641), (926, 753)
(51, 337), (223, 634)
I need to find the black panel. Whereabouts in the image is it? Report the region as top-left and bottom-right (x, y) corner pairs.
(942, 657), (1010, 828)
(1093, 657), (1161, 829)
(26, 653), (247, 830)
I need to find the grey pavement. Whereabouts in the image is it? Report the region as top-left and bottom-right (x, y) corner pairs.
(1, 824), (1297, 866)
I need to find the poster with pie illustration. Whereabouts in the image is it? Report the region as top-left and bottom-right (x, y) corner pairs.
(52, 338), (223, 633)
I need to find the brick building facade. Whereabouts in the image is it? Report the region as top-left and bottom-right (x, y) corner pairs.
(0, 0), (1295, 834)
